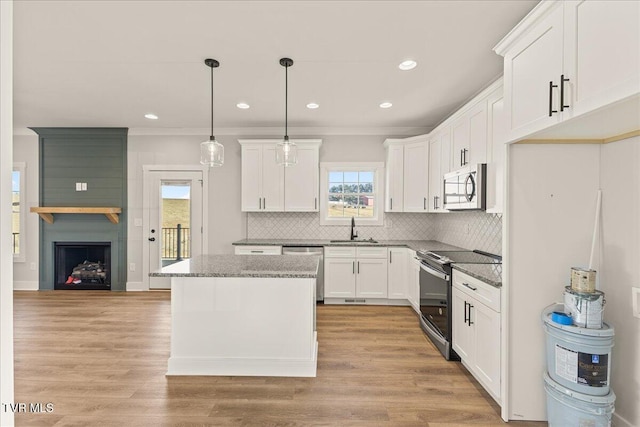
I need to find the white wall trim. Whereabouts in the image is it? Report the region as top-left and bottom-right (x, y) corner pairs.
(0, 1), (15, 425)
(13, 281), (38, 291)
(126, 282), (145, 292)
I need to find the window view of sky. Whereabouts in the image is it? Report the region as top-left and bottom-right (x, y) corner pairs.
(162, 184), (190, 199)
(12, 171), (19, 192)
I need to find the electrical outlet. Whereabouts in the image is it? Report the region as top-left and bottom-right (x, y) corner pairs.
(633, 287), (640, 319)
(129, 263), (136, 272)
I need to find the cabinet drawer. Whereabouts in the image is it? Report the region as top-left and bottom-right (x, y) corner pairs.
(324, 246), (357, 258)
(234, 245), (282, 255)
(452, 270), (500, 312)
(356, 247), (387, 259)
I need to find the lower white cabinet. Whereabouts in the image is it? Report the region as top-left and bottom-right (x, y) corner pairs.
(407, 251), (420, 313)
(387, 248), (407, 299)
(452, 269), (501, 403)
(324, 246), (388, 300)
(234, 245), (282, 255)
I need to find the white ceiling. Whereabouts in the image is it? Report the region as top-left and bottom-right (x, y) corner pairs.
(13, 0), (538, 135)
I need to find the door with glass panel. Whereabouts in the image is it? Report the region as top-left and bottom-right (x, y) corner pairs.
(147, 171), (203, 289)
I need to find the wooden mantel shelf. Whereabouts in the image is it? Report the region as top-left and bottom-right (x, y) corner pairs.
(30, 207), (122, 224)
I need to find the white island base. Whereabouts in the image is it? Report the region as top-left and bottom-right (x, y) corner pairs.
(167, 276), (317, 377)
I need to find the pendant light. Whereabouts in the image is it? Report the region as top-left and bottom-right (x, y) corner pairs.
(276, 57), (297, 167)
(200, 58), (224, 167)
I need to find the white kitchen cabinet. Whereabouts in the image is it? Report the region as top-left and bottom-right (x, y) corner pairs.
(384, 141), (404, 212)
(494, 0), (639, 142)
(563, 0), (640, 120)
(387, 247), (407, 299)
(383, 135), (429, 212)
(240, 142), (284, 212)
(452, 269), (501, 403)
(284, 142), (320, 212)
(234, 245), (282, 255)
(403, 137), (429, 212)
(451, 100), (488, 170)
(486, 88), (506, 214)
(407, 251), (420, 314)
(239, 139), (321, 212)
(324, 246), (388, 302)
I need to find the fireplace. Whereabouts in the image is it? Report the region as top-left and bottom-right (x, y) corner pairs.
(54, 242), (111, 290)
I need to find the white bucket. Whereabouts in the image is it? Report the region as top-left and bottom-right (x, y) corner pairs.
(563, 286), (605, 329)
(544, 372), (615, 427)
(542, 304), (614, 396)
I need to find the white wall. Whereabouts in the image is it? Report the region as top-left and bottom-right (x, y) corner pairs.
(0, 1), (15, 424)
(507, 143), (601, 421)
(600, 136), (640, 427)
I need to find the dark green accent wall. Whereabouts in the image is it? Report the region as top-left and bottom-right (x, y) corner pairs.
(30, 128), (128, 291)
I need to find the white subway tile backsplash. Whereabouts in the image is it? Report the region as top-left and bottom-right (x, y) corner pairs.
(247, 211), (502, 254)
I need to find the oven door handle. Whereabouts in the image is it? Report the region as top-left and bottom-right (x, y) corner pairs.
(420, 262), (450, 281)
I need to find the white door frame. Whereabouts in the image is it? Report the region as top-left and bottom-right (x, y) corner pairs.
(142, 165), (209, 291)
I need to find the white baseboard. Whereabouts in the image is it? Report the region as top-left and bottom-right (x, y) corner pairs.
(613, 412), (633, 427)
(13, 281), (38, 291)
(126, 282), (145, 291)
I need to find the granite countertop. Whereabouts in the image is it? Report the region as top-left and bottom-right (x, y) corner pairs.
(232, 239), (465, 252)
(149, 254), (319, 279)
(453, 263), (502, 288)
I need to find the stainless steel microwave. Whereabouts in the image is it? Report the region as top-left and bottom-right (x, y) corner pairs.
(443, 164), (486, 210)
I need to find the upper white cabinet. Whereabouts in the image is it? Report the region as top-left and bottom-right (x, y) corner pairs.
(485, 89), (506, 214)
(239, 139), (321, 212)
(384, 142), (404, 212)
(240, 142), (284, 211)
(451, 102), (488, 169)
(284, 142), (320, 211)
(494, 0), (640, 142)
(383, 135), (429, 213)
(403, 137), (429, 212)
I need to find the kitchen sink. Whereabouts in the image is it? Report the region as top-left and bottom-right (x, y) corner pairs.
(329, 239), (379, 244)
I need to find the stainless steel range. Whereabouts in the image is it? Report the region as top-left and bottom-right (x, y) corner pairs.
(415, 249), (501, 360)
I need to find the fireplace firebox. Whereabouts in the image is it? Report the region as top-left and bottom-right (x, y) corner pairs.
(54, 242), (111, 290)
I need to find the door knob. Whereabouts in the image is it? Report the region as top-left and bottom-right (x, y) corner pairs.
(148, 237), (156, 242)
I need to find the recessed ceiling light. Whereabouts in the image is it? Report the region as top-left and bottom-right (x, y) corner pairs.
(236, 102), (250, 109)
(144, 113), (159, 120)
(306, 103), (319, 109)
(398, 60), (417, 71)
(379, 102), (393, 109)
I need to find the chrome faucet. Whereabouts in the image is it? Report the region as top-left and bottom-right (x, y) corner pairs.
(350, 217), (358, 240)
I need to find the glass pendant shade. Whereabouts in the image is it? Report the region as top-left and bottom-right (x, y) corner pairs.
(276, 136), (297, 167)
(200, 137), (224, 167)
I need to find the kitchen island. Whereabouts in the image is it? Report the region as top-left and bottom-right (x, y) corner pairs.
(150, 254), (319, 377)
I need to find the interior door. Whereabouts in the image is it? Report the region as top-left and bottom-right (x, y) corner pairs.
(147, 171), (203, 289)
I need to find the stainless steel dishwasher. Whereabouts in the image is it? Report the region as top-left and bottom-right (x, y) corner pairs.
(282, 246), (324, 302)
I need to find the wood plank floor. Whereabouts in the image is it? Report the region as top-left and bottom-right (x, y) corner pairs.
(13, 291), (545, 426)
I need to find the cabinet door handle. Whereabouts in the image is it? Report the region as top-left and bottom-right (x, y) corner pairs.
(460, 149), (463, 167)
(263, 198), (266, 209)
(549, 80), (558, 116)
(314, 197), (317, 210)
(389, 251), (392, 263)
(357, 261), (360, 274)
(250, 250), (264, 254)
(464, 301), (469, 324)
(462, 282), (477, 292)
(560, 74), (570, 112)
(463, 149), (468, 166)
(352, 261), (355, 274)
(468, 304), (474, 325)
(423, 197), (426, 210)
(390, 198), (393, 210)
(435, 196), (439, 210)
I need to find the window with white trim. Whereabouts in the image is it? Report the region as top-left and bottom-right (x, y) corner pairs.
(12, 163), (26, 262)
(320, 162), (384, 226)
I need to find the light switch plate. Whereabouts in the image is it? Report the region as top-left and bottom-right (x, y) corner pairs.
(633, 287), (640, 319)
(81, 182), (87, 191)
(75, 182), (82, 191)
